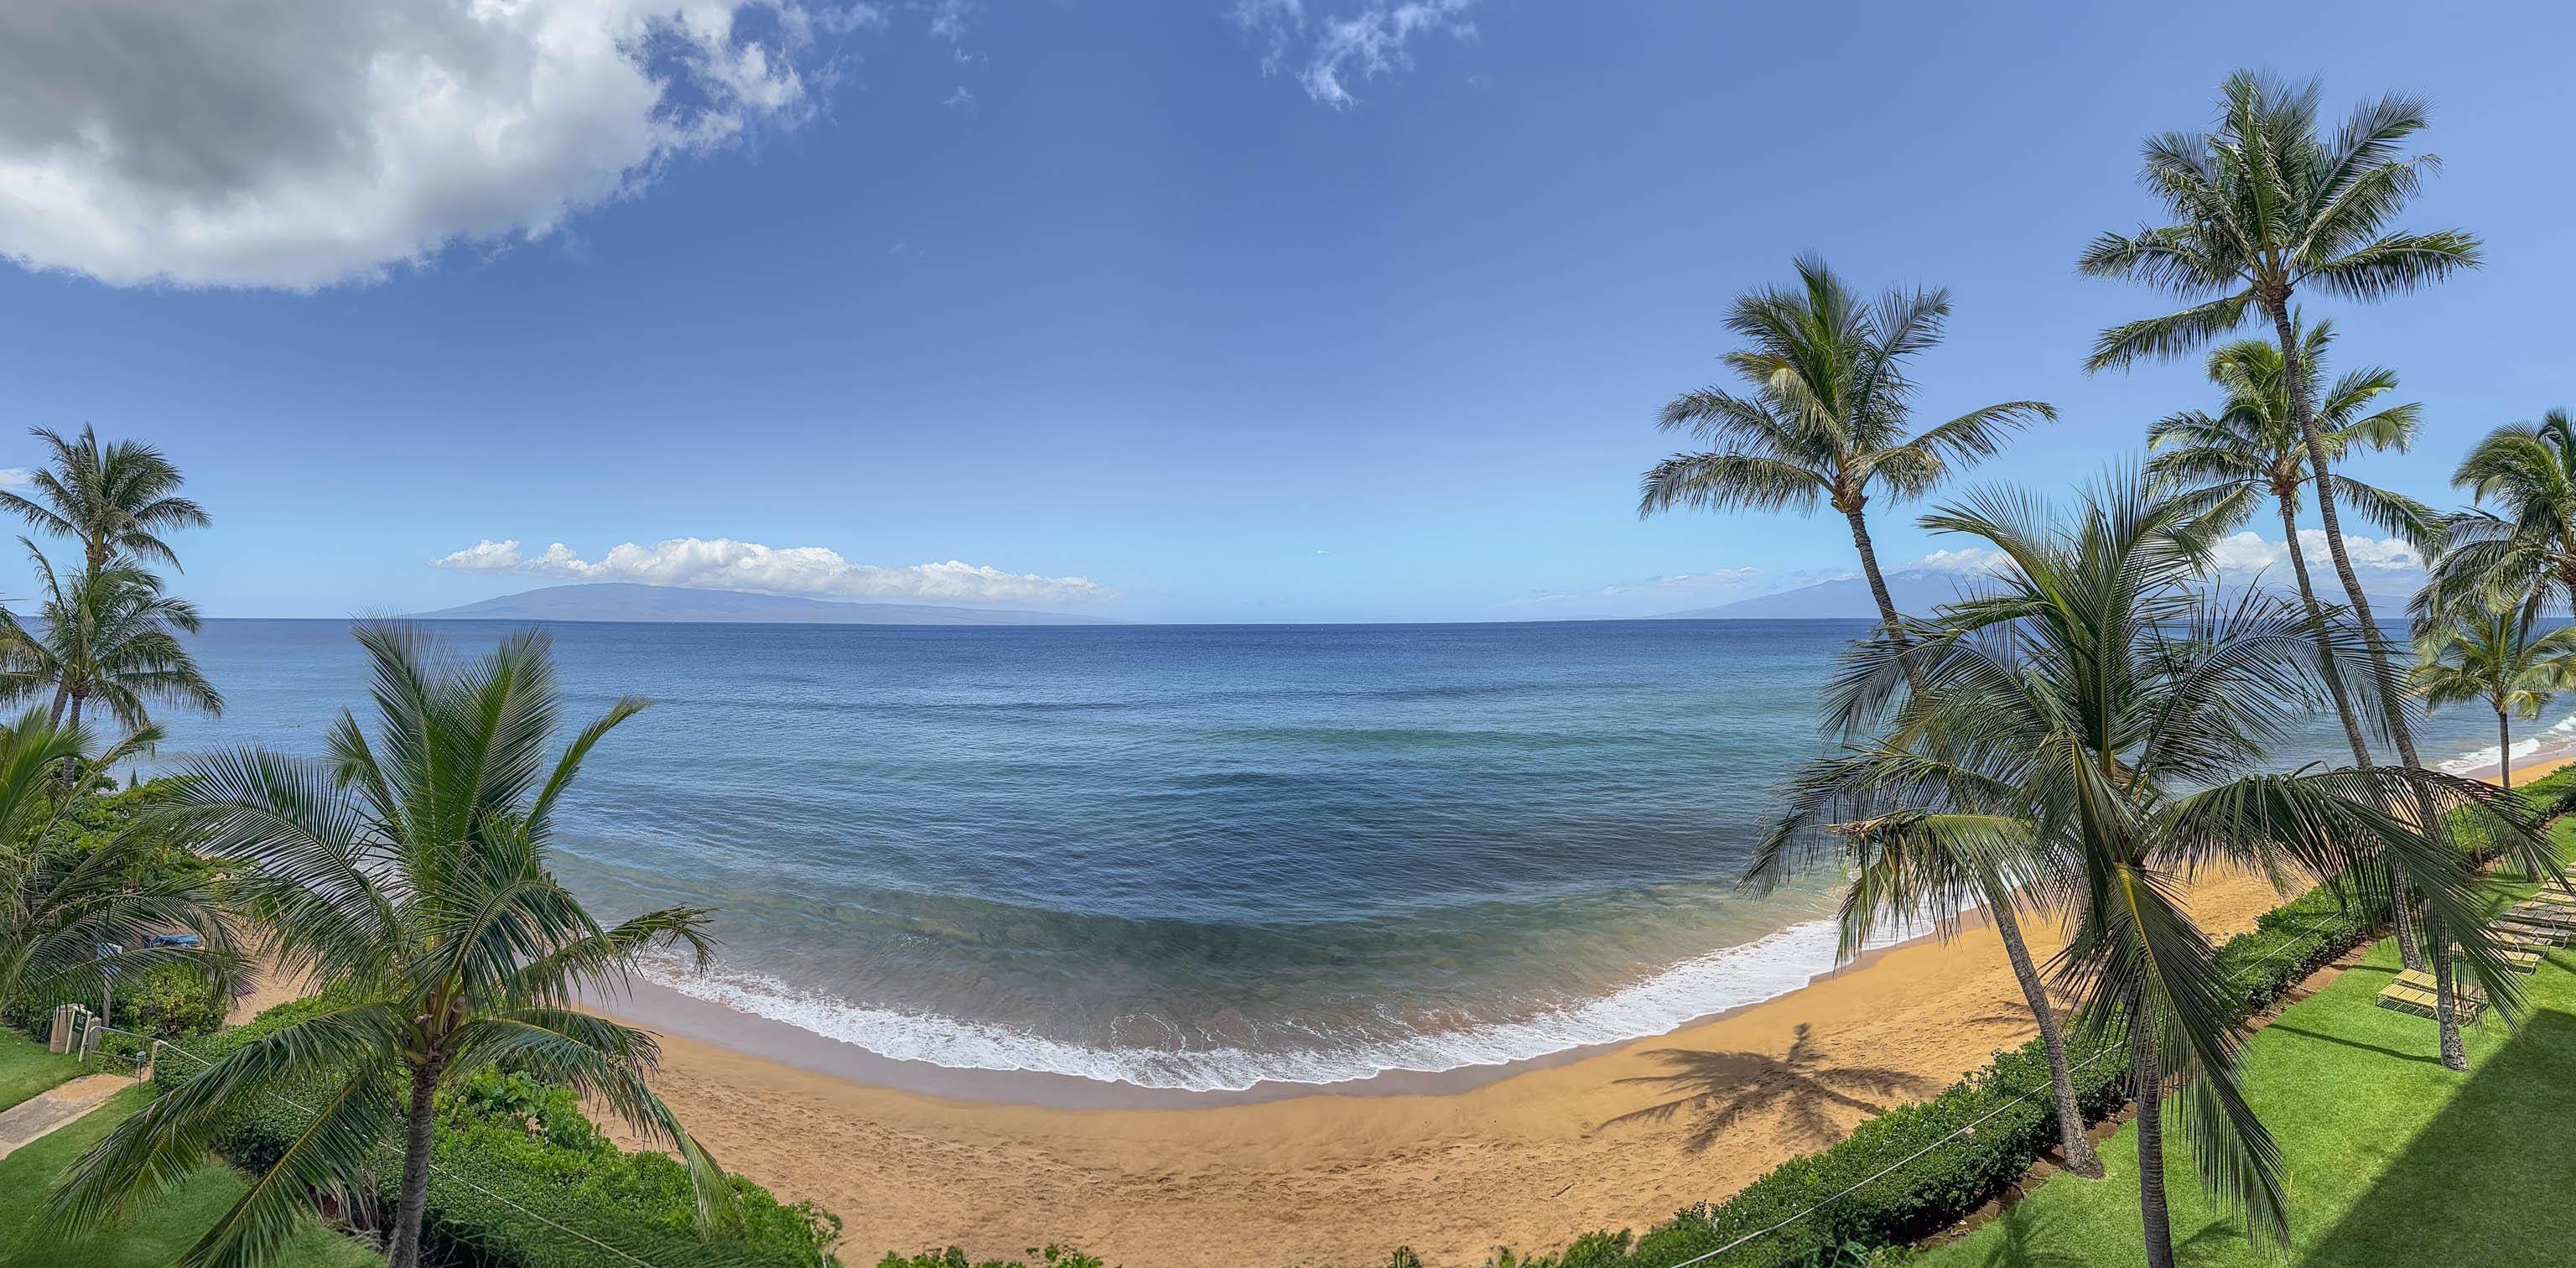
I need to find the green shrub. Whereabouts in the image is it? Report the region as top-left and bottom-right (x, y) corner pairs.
(873, 1249), (1104, 1268)
(158, 997), (844, 1268)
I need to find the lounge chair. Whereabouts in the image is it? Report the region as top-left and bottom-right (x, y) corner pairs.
(2376, 969), (2488, 1021)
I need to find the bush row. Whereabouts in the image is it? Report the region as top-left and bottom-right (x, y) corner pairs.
(162, 997), (844, 1268)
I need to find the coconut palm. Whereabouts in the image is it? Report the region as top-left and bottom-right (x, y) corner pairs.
(1772, 470), (2542, 1266)
(2422, 409), (2576, 625)
(2146, 325), (2440, 971)
(2082, 70), (2477, 775)
(48, 621), (729, 1268)
(0, 711), (238, 1025)
(2145, 321), (2435, 770)
(1639, 254), (2055, 650)
(0, 425), (208, 573)
(1755, 750), (2103, 1177)
(2412, 607), (2576, 794)
(0, 548), (221, 733)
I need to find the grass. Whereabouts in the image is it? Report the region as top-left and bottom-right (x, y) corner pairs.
(1914, 914), (2576, 1266)
(0, 1084), (380, 1267)
(0, 1026), (84, 1113)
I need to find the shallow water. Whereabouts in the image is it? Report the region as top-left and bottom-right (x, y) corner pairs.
(153, 617), (2563, 1091)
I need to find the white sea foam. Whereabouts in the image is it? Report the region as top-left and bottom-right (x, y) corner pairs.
(643, 912), (1914, 1093)
(2435, 709), (2576, 776)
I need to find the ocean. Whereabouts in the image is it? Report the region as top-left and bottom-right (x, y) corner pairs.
(148, 617), (2573, 1093)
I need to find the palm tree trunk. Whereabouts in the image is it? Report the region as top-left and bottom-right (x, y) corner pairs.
(46, 684), (66, 728)
(2429, 912), (2468, 1073)
(64, 694), (81, 734)
(387, 1057), (447, 1268)
(2499, 708), (2515, 795)
(1841, 505), (1928, 697)
(2132, 1021), (2176, 1268)
(1988, 895), (2102, 1178)
(2278, 482), (2424, 967)
(2268, 304), (2420, 767)
(2267, 304), (2441, 988)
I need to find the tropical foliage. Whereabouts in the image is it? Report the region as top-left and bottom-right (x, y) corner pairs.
(0, 426), (209, 574)
(0, 712), (236, 1028)
(2423, 408), (2576, 623)
(1765, 471), (2543, 1268)
(1639, 253), (2054, 642)
(49, 622), (727, 1268)
(0, 551), (221, 732)
(2412, 607), (2576, 792)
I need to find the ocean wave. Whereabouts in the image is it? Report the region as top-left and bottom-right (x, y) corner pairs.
(642, 912), (1913, 1093)
(2435, 709), (2576, 776)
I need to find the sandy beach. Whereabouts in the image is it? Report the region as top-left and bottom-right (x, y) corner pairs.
(595, 755), (2575, 1267)
(594, 870), (2284, 1268)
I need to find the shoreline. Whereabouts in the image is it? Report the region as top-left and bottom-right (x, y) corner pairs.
(595, 870), (2291, 1266)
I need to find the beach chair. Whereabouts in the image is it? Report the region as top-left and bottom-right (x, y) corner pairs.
(2504, 902), (2576, 927)
(2490, 925), (2553, 950)
(2376, 969), (2487, 1021)
(2494, 915), (2576, 946)
(2523, 887), (2576, 909)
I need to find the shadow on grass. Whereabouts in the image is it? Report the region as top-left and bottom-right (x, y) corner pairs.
(2297, 1009), (2576, 1268)
(2259, 1021), (2442, 1066)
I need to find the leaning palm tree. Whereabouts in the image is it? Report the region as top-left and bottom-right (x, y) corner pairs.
(2083, 70), (2477, 775)
(1640, 254), (2055, 650)
(0, 425), (208, 573)
(2423, 409), (2576, 626)
(2147, 325), (2440, 971)
(0, 711), (238, 1025)
(49, 621), (730, 1268)
(0, 548), (221, 733)
(2412, 607), (2576, 794)
(2146, 320), (2435, 770)
(1775, 470), (2541, 1266)
(1757, 751), (2103, 1177)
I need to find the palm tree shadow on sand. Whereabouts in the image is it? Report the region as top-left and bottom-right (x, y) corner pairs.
(1599, 1023), (1935, 1153)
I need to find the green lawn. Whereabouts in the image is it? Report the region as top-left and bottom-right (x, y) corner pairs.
(1914, 933), (2576, 1267)
(0, 1027), (84, 1113)
(0, 1084), (380, 1267)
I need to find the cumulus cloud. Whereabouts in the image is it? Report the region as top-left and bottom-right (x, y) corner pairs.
(1231, 0), (1478, 107)
(434, 537), (1114, 607)
(2205, 530), (2423, 578)
(1598, 568), (1763, 598)
(1903, 548), (2013, 576)
(0, 0), (870, 289)
(0, 468), (33, 491)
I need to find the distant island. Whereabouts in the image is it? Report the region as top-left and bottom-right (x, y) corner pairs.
(412, 582), (1118, 626)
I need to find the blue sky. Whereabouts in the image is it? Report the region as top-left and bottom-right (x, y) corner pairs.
(0, 0), (2568, 622)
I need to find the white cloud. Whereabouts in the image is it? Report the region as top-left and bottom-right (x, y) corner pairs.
(2205, 530), (2424, 578)
(1904, 548), (2012, 576)
(434, 537), (1114, 607)
(943, 86), (978, 113)
(0, 0), (864, 290)
(0, 468), (33, 491)
(1231, 0), (1478, 107)
(1599, 567), (1763, 598)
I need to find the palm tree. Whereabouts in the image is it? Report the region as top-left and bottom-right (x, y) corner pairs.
(1640, 254), (2055, 652)
(49, 621), (730, 1268)
(0, 711), (237, 1025)
(2082, 70), (2478, 777)
(2145, 325), (2439, 970)
(1756, 750), (2104, 1177)
(2412, 607), (2576, 794)
(2423, 409), (2576, 625)
(0, 425), (208, 573)
(0, 548), (221, 733)
(2145, 321), (2434, 770)
(1774, 470), (2541, 1266)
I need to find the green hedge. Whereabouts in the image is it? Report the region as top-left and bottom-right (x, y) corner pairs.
(160, 999), (843, 1268)
(1464, 878), (2385, 1268)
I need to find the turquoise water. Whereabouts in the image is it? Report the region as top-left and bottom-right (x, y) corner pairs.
(149, 618), (2555, 1091)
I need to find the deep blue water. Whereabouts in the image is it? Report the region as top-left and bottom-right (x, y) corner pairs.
(144, 617), (2568, 1090)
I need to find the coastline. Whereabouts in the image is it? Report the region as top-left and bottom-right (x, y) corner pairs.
(595, 868), (2291, 1267)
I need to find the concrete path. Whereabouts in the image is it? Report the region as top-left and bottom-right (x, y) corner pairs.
(0, 1073), (127, 1162)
